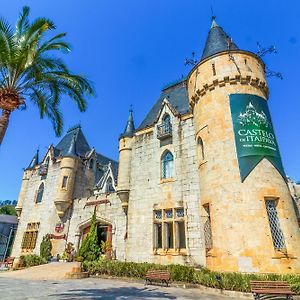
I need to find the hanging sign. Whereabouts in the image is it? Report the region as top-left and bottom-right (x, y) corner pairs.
(229, 94), (285, 181)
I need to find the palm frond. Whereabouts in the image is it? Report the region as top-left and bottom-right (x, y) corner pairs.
(38, 33), (70, 54)
(15, 6), (30, 38)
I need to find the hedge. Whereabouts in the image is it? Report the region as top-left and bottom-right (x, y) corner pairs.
(83, 260), (300, 294)
(19, 254), (47, 268)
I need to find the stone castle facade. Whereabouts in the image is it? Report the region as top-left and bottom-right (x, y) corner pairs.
(12, 19), (300, 273)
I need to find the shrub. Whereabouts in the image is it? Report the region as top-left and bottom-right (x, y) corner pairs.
(40, 234), (52, 260)
(82, 260), (300, 294)
(78, 208), (100, 261)
(19, 254), (47, 268)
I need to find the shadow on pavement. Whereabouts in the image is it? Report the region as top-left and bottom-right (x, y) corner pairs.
(49, 286), (177, 299)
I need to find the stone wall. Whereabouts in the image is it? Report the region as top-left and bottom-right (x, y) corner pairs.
(67, 193), (126, 260)
(125, 103), (205, 266)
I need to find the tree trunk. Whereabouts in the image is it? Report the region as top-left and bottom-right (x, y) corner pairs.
(0, 109), (11, 146)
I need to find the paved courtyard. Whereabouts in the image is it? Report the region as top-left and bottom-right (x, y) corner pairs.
(0, 277), (241, 300)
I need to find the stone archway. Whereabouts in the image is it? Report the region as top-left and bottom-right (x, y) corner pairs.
(76, 216), (113, 253)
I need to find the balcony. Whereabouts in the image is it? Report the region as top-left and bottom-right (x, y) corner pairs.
(38, 164), (48, 176)
(157, 122), (172, 140)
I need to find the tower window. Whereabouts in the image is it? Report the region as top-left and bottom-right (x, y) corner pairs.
(265, 199), (286, 250)
(161, 151), (174, 179)
(197, 137), (205, 161)
(62, 176), (68, 189)
(203, 204), (213, 252)
(212, 63), (216, 76)
(36, 183), (44, 203)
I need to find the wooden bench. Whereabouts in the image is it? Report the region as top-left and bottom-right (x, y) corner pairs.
(250, 280), (295, 300)
(145, 270), (170, 287)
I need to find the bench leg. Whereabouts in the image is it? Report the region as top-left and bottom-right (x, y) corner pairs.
(254, 294), (260, 300)
(287, 296), (293, 300)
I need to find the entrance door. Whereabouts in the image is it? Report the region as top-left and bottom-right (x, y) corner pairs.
(81, 223), (112, 248)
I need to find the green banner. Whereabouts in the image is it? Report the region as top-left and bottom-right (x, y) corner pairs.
(229, 94), (285, 181)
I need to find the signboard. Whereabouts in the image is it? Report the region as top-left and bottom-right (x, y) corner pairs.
(229, 94), (285, 181)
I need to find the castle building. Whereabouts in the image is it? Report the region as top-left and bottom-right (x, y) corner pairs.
(12, 19), (300, 273)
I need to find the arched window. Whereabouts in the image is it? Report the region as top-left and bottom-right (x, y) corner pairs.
(89, 159), (94, 169)
(36, 183), (44, 203)
(162, 114), (171, 125)
(106, 177), (115, 193)
(161, 151), (174, 179)
(197, 137), (205, 161)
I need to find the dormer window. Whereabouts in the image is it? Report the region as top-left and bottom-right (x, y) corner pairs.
(89, 159), (94, 169)
(38, 157), (50, 176)
(106, 177), (115, 193)
(157, 114), (172, 139)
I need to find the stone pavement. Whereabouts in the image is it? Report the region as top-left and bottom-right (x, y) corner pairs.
(0, 262), (243, 299)
(0, 277), (242, 300)
(0, 262), (77, 280)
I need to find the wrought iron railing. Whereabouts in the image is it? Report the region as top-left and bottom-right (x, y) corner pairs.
(157, 123), (172, 139)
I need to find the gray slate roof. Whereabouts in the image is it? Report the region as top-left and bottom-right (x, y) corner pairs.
(137, 80), (189, 130)
(121, 109), (135, 138)
(201, 19), (239, 61)
(54, 125), (91, 157)
(96, 153), (119, 183)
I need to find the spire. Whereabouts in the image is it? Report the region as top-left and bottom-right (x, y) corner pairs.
(121, 107), (135, 138)
(27, 149), (39, 169)
(66, 133), (77, 157)
(201, 17), (239, 61)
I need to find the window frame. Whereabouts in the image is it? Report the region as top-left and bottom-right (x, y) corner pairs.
(153, 207), (186, 253)
(265, 198), (286, 251)
(35, 183), (44, 204)
(161, 151), (174, 179)
(21, 222), (40, 252)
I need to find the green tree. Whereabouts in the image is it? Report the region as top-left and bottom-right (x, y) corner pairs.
(40, 234), (52, 260)
(0, 6), (94, 146)
(0, 205), (17, 215)
(78, 208), (100, 261)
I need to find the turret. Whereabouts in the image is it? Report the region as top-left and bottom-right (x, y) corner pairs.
(187, 18), (300, 273)
(15, 150), (39, 218)
(54, 134), (78, 218)
(117, 108), (135, 212)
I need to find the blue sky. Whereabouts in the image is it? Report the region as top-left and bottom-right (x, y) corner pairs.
(0, 0), (299, 200)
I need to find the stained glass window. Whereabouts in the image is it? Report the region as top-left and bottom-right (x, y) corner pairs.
(36, 183), (44, 203)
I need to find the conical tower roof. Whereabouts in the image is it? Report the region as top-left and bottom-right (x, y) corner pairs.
(121, 108), (135, 137)
(27, 149), (39, 169)
(201, 17), (239, 61)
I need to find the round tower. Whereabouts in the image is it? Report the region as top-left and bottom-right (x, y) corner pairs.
(188, 19), (300, 273)
(16, 150), (39, 218)
(54, 134), (78, 218)
(117, 109), (135, 212)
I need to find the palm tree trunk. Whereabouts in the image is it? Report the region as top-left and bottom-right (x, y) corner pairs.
(0, 109), (11, 146)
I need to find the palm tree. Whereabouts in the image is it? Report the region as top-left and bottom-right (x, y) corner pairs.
(0, 6), (94, 146)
